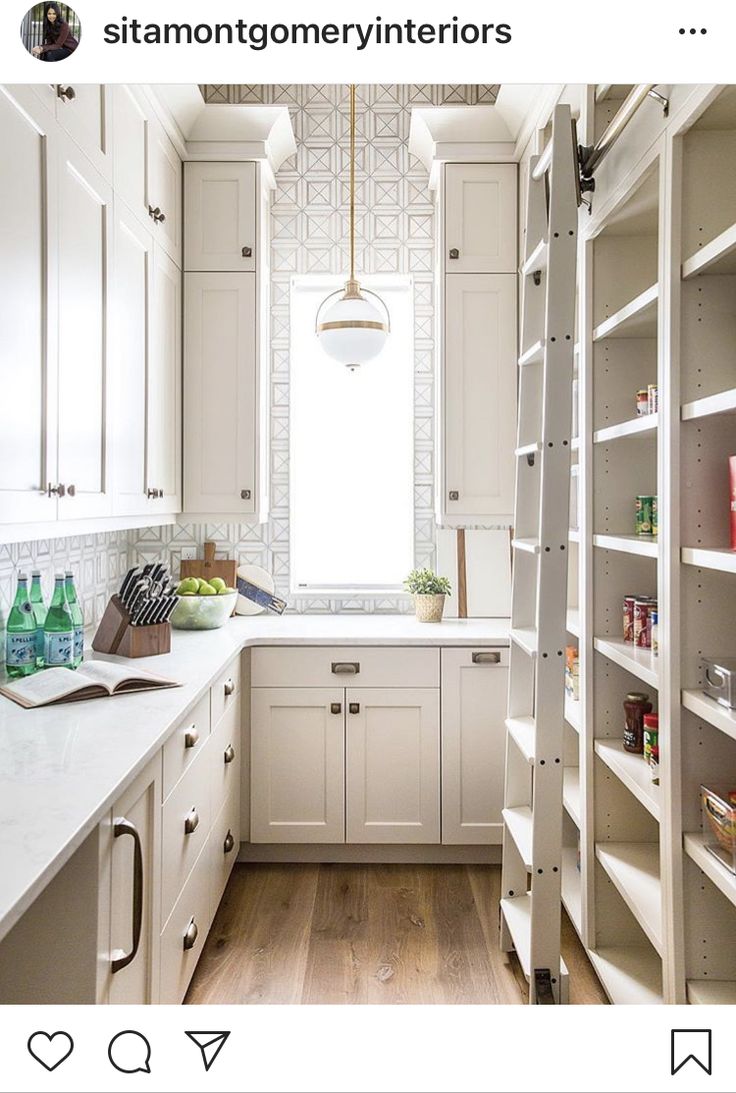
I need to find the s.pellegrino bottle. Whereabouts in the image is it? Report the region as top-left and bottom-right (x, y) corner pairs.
(6, 573), (37, 678)
(30, 570), (47, 668)
(43, 573), (74, 669)
(65, 571), (84, 669)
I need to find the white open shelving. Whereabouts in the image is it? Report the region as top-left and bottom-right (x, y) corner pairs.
(563, 767), (581, 827)
(587, 946), (663, 1005)
(684, 833), (736, 910)
(681, 221), (736, 279)
(594, 739), (661, 820)
(561, 845), (583, 935)
(593, 637), (659, 689)
(592, 283), (658, 341)
(594, 413), (658, 444)
(593, 533), (658, 558)
(682, 689), (736, 742)
(681, 547), (736, 575)
(595, 842), (663, 954)
(681, 386), (736, 421)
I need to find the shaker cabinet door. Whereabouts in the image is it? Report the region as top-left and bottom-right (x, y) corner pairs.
(442, 274), (517, 520)
(183, 273), (256, 515)
(444, 162), (517, 273)
(148, 121), (182, 267)
(147, 245), (182, 513)
(184, 162), (257, 272)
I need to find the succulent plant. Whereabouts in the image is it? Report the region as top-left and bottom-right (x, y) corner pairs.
(404, 568), (452, 596)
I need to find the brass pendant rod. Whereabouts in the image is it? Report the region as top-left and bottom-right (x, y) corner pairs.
(349, 83), (356, 283)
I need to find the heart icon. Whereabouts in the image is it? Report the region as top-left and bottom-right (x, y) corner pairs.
(27, 1031), (74, 1071)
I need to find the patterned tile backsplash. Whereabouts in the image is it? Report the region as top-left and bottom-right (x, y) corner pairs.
(3, 85), (508, 629)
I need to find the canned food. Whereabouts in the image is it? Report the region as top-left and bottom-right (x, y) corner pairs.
(623, 595), (637, 643)
(648, 383), (658, 414)
(650, 608), (659, 655)
(650, 743), (660, 785)
(635, 597), (657, 648)
(652, 495), (658, 539)
(636, 495), (656, 536)
(643, 713), (659, 763)
(624, 692), (652, 754)
(636, 389), (649, 416)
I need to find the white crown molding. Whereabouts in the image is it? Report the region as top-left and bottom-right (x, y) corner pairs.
(408, 105), (517, 189)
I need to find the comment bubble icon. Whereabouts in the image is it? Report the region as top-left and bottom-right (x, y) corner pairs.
(108, 1029), (152, 1074)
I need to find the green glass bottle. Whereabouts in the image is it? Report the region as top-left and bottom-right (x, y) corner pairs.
(30, 570), (47, 668)
(65, 571), (84, 669)
(6, 573), (37, 678)
(43, 573), (74, 669)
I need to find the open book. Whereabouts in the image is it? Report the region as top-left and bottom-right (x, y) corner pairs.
(0, 660), (180, 709)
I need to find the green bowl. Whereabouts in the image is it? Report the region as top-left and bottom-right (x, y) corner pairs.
(170, 591), (238, 630)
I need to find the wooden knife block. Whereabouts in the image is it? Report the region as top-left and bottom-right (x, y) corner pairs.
(92, 595), (171, 658)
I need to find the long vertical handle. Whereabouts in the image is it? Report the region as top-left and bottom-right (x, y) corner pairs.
(111, 818), (143, 974)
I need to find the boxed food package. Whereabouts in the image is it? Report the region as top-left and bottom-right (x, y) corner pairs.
(565, 645), (580, 702)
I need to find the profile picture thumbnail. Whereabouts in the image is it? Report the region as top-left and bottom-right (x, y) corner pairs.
(21, 3), (80, 62)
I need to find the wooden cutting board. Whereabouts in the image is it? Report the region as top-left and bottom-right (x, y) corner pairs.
(179, 541), (237, 588)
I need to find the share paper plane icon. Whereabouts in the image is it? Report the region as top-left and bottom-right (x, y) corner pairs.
(185, 1030), (231, 1072)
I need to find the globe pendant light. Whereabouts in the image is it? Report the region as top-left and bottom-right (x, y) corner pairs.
(316, 84), (390, 370)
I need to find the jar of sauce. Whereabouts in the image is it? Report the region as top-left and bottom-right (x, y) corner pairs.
(623, 692), (653, 753)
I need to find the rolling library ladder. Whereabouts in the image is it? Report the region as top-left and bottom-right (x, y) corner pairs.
(499, 104), (581, 1004)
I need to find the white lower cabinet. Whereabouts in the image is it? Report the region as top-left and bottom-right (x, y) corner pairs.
(100, 756), (161, 1004)
(251, 688), (345, 843)
(159, 834), (213, 1004)
(441, 648), (509, 845)
(346, 688), (440, 844)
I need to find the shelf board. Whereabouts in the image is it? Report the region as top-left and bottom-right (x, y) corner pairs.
(512, 537), (540, 555)
(682, 689), (736, 742)
(588, 946), (663, 1005)
(684, 832), (736, 911)
(522, 237), (548, 277)
(563, 767), (581, 827)
(518, 340), (544, 367)
(561, 845), (583, 937)
(564, 696), (581, 733)
(687, 980), (736, 1005)
(511, 628), (538, 658)
(500, 894), (532, 978)
(594, 413), (658, 444)
(594, 739), (661, 820)
(592, 284), (658, 341)
(682, 222), (736, 278)
(681, 546), (736, 575)
(596, 842), (662, 955)
(503, 806), (533, 871)
(593, 533), (658, 558)
(594, 636), (659, 689)
(682, 386), (736, 422)
(505, 716), (536, 764)
(566, 608), (580, 638)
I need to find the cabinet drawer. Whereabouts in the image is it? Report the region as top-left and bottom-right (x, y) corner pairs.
(161, 745), (211, 923)
(159, 839), (211, 1004)
(210, 789), (241, 913)
(210, 656), (242, 728)
(252, 647), (440, 689)
(162, 693), (211, 801)
(210, 698), (241, 808)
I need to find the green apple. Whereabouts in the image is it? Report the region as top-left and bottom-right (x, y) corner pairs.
(176, 577), (199, 595)
(196, 578), (210, 592)
(210, 577), (227, 593)
(198, 582), (217, 596)
(217, 585), (235, 595)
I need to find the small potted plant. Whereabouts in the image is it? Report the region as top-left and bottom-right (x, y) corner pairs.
(404, 568), (452, 623)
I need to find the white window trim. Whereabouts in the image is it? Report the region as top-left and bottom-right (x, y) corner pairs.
(288, 273), (416, 599)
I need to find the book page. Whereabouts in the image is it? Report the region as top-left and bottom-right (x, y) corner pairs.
(80, 659), (179, 690)
(0, 667), (96, 706)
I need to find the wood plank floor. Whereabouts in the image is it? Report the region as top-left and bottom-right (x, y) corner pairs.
(186, 863), (608, 1005)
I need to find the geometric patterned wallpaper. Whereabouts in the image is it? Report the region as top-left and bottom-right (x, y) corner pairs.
(2, 85), (502, 638)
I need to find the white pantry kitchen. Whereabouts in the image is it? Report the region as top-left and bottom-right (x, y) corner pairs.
(1, 80), (735, 1009)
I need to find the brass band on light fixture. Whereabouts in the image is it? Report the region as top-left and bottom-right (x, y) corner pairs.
(315, 85), (390, 369)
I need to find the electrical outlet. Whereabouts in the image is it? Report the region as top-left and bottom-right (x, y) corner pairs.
(180, 547), (197, 561)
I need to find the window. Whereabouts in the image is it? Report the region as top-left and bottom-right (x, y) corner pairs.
(290, 275), (414, 595)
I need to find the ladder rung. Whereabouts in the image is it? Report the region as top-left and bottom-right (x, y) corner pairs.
(500, 894), (532, 977)
(518, 340), (545, 367)
(521, 238), (548, 277)
(515, 442), (542, 458)
(511, 628), (538, 657)
(503, 806), (533, 870)
(506, 716), (536, 763)
(512, 537), (540, 555)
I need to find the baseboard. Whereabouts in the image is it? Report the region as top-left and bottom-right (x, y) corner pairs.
(236, 843), (502, 865)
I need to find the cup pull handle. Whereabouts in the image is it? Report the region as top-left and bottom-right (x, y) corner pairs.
(331, 662), (359, 675)
(472, 651), (501, 665)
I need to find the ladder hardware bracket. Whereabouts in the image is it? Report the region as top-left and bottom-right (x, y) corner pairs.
(526, 452), (535, 468)
(532, 270), (542, 287)
(534, 969), (557, 1004)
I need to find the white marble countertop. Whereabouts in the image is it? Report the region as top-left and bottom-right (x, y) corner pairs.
(0, 614), (509, 942)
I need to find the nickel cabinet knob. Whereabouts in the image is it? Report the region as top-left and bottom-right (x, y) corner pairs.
(449, 490), (460, 501)
(47, 482), (65, 497)
(242, 245), (253, 258)
(223, 830), (235, 854)
(184, 808), (199, 835)
(223, 678), (236, 697)
(241, 488), (252, 500)
(449, 248), (460, 259)
(330, 702), (342, 715)
(57, 85), (76, 101)
(183, 917), (198, 951)
(349, 702), (360, 715)
(223, 744), (236, 765)
(184, 726), (199, 749)
(66, 484), (76, 497)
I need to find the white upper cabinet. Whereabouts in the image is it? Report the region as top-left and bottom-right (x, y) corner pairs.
(0, 87), (57, 525)
(148, 121), (182, 267)
(147, 247), (182, 514)
(54, 84), (110, 178)
(441, 648), (508, 845)
(112, 85), (149, 222)
(444, 163), (517, 274)
(442, 274), (517, 519)
(55, 137), (113, 520)
(184, 273), (256, 515)
(184, 162), (257, 272)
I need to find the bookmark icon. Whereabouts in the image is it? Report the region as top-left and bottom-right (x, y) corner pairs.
(185, 1030), (231, 1073)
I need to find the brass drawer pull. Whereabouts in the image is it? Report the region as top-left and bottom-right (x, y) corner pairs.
(183, 917), (198, 951)
(472, 651), (502, 665)
(223, 744), (236, 765)
(331, 662), (359, 675)
(184, 808), (200, 835)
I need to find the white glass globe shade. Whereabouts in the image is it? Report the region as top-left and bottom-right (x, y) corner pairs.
(317, 291), (389, 368)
